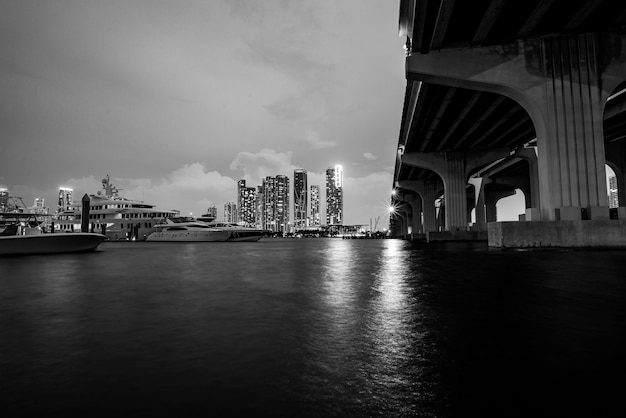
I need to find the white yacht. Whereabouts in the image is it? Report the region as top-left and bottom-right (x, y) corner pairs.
(202, 221), (267, 242)
(53, 175), (178, 241)
(146, 217), (231, 242)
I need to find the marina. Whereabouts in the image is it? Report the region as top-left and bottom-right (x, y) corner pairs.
(53, 176), (178, 241)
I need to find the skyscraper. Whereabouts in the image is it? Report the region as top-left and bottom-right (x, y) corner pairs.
(326, 165), (343, 225)
(294, 169), (308, 229)
(255, 185), (264, 229)
(261, 175), (290, 233)
(237, 180), (256, 226)
(58, 186), (73, 214)
(206, 204), (217, 219)
(224, 202), (237, 223)
(310, 185), (320, 227)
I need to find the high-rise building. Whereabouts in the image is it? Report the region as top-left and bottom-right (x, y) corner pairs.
(261, 175), (290, 233)
(609, 175), (619, 208)
(255, 185), (265, 229)
(310, 185), (321, 227)
(294, 169), (308, 229)
(237, 180), (256, 226)
(325, 165), (343, 225)
(30, 197), (48, 215)
(58, 186), (73, 214)
(205, 204), (217, 219)
(224, 202), (237, 223)
(0, 187), (9, 213)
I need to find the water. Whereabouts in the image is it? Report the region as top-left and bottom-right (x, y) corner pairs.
(1, 239), (625, 417)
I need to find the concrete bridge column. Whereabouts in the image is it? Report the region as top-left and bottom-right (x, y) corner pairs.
(396, 179), (439, 232)
(402, 193), (423, 234)
(402, 149), (510, 231)
(514, 147), (540, 220)
(533, 35), (610, 220)
(444, 151), (469, 230)
(422, 180), (437, 232)
(468, 177), (487, 230)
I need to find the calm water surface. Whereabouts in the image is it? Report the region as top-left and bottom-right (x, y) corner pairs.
(1, 239), (625, 416)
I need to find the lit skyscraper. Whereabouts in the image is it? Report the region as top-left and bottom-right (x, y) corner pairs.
(255, 185), (264, 229)
(261, 175), (290, 233)
(237, 180), (256, 226)
(224, 202), (237, 223)
(0, 187), (9, 213)
(325, 165), (343, 225)
(310, 185), (320, 227)
(294, 169), (308, 229)
(58, 186), (73, 214)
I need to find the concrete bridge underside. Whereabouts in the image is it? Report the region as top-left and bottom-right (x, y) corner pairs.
(392, 0), (626, 247)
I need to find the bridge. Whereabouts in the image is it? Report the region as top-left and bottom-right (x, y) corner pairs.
(390, 0), (626, 247)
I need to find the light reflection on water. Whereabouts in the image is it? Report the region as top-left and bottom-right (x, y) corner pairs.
(1, 239), (626, 416)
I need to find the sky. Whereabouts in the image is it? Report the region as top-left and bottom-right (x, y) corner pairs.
(1, 0), (409, 228)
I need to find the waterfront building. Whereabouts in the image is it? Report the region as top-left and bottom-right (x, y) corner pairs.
(224, 202), (237, 223)
(237, 180), (256, 226)
(0, 187), (9, 212)
(255, 185), (264, 230)
(294, 169), (308, 229)
(326, 165), (343, 225)
(609, 175), (619, 208)
(206, 204), (217, 219)
(30, 197), (48, 215)
(58, 186), (73, 214)
(261, 175), (290, 233)
(310, 185), (321, 227)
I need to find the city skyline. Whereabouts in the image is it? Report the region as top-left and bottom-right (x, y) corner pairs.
(0, 1), (406, 229)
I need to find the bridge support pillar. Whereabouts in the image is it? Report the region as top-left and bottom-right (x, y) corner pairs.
(469, 177), (487, 230)
(396, 179), (439, 232)
(402, 149), (509, 231)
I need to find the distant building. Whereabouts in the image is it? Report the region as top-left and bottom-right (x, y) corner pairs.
(261, 175), (290, 233)
(30, 197), (48, 215)
(58, 186), (73, 214)
(237, 180), (256, 226)
(609, 175), (619, 208)
(294, 169), (308, 229)
(0, 187), (9, 212)
(309, 185), (321, 227)
(224, 202), (237, 223)
(206, 204), (217, 219)
(325, 165), (343, 225)
(255, 185), (264, 229)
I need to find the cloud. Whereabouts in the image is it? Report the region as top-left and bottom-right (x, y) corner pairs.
(229, 148), (295, 184)
(363, 152), (377, 160)
(302, 130), (337, 149)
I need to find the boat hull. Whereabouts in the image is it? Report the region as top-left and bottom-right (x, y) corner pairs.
(0, 233), (107, 255)
(226, 231), (264, 242)
(146, 230), (231, 242)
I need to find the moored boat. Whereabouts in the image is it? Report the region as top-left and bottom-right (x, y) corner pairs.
(146, 217), (231, 242)
(53, 175), (178, 241)
(202, 221), (267, 242)
(0, 217), (106, 256)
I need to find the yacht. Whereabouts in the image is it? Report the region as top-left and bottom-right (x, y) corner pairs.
(53, 175), (178, 241)
(146, 217), (231, 242)
(1, 212), (106, 255)
(202, 221), (267, 242)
